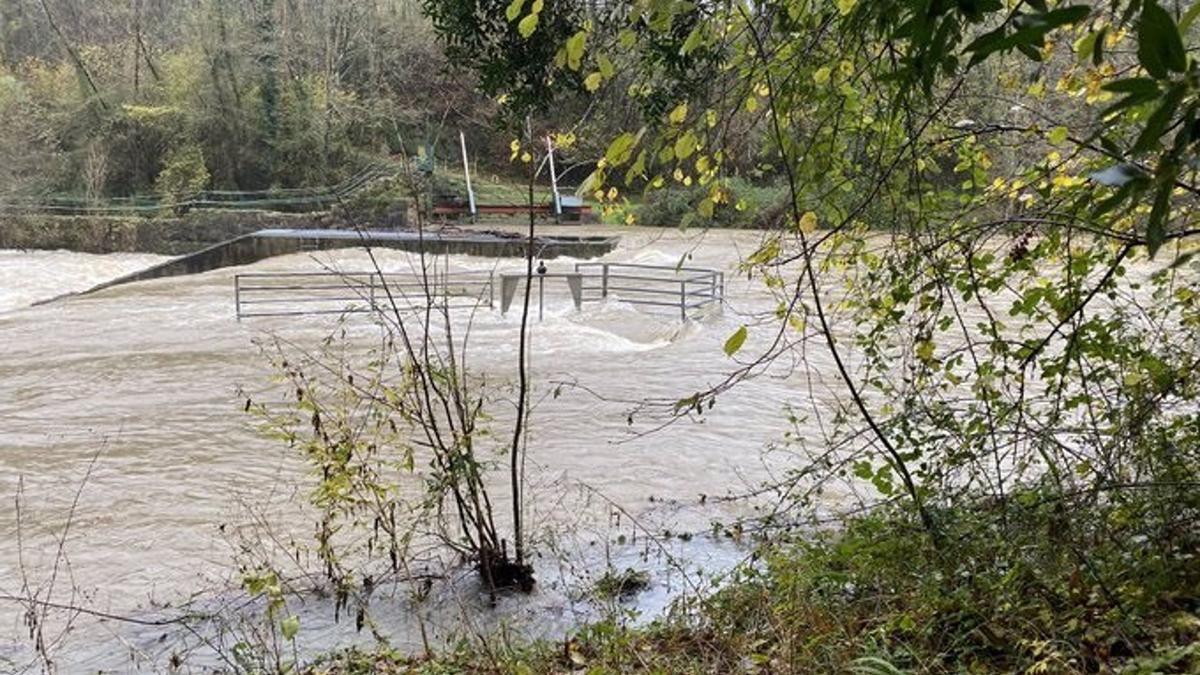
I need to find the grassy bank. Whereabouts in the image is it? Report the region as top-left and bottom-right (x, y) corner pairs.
(305, 487), (1200, 674)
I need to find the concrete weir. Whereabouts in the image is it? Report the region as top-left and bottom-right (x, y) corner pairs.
(45, 228), (621, 302)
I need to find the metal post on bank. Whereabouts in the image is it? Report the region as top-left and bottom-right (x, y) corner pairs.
(459, 130), (477, 223)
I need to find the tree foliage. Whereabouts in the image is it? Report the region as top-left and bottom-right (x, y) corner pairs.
(0, 0), (550, 199)
(426, 0), (1200, 565)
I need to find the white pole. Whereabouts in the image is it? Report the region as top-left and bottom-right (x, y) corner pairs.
(460, 130), (476, 221)
(546, 135), (561, 220)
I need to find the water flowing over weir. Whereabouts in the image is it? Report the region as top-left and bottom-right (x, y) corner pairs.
(0, 228), (853, 670)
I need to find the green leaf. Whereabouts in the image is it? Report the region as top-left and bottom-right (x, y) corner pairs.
(674, 130), (698, 160)
(1181, 2), (1200, 32)
(605, 132), (638, 166)
(598, 55), (615, 79)
(1039, 6), (1094, 30)
(1091, 26), (1106, 66)
(1047, 126), (1069, 145)
(624, 150), (647, 185)
(584, 72), (603, 92)
(517, 13), (538, 38)
(1074, 30), (1099, 62)
(1102, 77), (1160, 96)
(1146, 179), (1172, 258)
(565, 31), (587, 71)
(724, 326), (748, 356)
(852, 461), (874, 480)
(681, 26), (704, 55)
(281, 615), (300, 641)
(1132, 84), (1185, 153)
(965, 6), (1090, 65)
(1099, 90), (1161, 120)
(1137, 2), (1187, 78)
(505, 0), (525, 22)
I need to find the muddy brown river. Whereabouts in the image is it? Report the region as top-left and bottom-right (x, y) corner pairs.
(1, 228), (875, 670)
(5, 225), (1183, 671)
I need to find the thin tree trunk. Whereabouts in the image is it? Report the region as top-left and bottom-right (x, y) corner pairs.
(131, 0), (140, 93)
(37, 0), (107, 110)
(508, 116), (536, 566)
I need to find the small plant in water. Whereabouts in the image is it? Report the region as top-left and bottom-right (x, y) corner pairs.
(593, 567), (651, 600)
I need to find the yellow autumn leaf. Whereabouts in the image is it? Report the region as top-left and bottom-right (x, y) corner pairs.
(669, 103), (688, 125)
(674, 130), (698, 159)
(813, 66), (832, 85)
(798, 211), (818, 234)
(517, 13), (538, 38)
(505, 0), (525, 22)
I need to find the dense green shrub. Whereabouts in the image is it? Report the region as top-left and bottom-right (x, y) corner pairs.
(154, 145), (211, 205)
(630, 177), (788, 229)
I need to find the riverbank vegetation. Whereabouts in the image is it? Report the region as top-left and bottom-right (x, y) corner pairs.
(0, 0), (635, 209)
(300, 0), (1200, 670)
(308, 492), (1200, 673)
(5, 0), (1199, 672)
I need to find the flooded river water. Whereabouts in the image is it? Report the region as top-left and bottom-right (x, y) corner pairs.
(0, 228), (860, 670)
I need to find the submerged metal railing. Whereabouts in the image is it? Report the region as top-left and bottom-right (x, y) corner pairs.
(574, 262), (724, 320)
(234, 263), (723, 322)
(234, 270), (494, 319)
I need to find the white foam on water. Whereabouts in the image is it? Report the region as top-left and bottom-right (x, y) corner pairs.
(0, 249), (169, 312)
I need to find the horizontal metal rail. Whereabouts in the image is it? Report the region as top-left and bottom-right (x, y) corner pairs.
(235, 270), (494, 320)
(234, 264), (721, 322)
(574, 261), (724, 320)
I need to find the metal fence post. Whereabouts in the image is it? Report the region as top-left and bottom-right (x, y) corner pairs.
(602, 263), (609, 299)
(538, 276), (545, 322)
(234, 275), (242, 321)
(680, 279), (687, 321)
